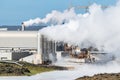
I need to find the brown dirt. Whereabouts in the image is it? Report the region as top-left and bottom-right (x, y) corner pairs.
(76, 73), (120, 80)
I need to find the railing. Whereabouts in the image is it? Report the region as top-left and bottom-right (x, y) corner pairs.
(0, 60), (23, 66)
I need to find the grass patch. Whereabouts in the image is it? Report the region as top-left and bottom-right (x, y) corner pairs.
(0, 61), (57, 76)
(20, 62), (55, 76)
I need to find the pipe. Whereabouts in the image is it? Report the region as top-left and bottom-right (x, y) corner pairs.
(21, 22), (25, 31)
(37, 32), (40, 54)
(34, 32), (42, 64)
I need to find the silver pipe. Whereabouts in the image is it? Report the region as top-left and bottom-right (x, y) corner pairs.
(21, 22), (25, 31)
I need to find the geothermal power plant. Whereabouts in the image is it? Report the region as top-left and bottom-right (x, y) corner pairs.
(0, 23), (114, 65)
(0, 22), (115, 66)
(0, 23), (56, 64)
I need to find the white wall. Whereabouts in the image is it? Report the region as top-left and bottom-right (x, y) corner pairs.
(0, 52), (12, 60)
(0, 31), (38, 48)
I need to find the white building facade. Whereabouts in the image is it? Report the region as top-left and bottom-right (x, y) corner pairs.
(0, 31), (56, 64)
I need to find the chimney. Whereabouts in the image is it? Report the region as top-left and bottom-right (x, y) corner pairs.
(21, 22), (25, 31)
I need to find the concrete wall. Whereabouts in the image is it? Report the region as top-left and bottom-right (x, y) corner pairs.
(0, 52), (12, 60)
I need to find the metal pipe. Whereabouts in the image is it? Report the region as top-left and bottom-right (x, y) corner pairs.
(21, 22), (25, 31)
(34, 32), (42, 64)
(37, 32), (40, 54)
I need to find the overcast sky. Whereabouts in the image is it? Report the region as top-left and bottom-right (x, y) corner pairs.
(0, 0), (117, 25)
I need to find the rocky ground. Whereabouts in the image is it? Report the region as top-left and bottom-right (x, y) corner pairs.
(76, 73), (120, 80)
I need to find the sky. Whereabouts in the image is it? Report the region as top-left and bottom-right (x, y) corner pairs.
(0, 0), (117, 25)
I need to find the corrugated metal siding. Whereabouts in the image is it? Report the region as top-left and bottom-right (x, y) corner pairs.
(0, 31), (38, 48)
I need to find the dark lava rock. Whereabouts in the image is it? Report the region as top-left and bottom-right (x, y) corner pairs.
(76, 73), (120, 80)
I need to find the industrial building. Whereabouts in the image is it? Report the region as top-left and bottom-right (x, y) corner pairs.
(0, 25), (112, 64)
(0, 24), (56, 64)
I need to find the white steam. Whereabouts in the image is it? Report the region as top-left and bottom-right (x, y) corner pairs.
(23, 8), (76, 26)
(38, 1), (120, 54)
(23, 0), (120, 54)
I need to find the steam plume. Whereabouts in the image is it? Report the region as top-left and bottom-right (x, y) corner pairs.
(24, 1), (120, 55)
(23, 8), (76, 26)
(39, 2), (120, 55)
